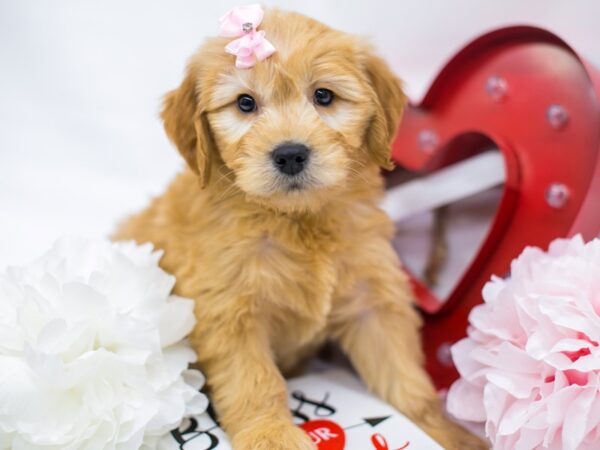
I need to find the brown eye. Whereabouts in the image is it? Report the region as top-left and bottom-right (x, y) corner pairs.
(237, 94), (256, 113)
(314, 88), (334, 106)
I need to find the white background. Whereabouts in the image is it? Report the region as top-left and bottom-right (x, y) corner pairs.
(1, 0), (598, 269)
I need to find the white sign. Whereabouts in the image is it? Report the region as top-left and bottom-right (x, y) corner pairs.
(163, 369), (442, 450)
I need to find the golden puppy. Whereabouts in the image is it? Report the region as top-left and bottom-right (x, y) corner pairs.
(116, 9), (485, 450)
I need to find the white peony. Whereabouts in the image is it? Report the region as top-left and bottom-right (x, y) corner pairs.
(0, 237), (208, 449)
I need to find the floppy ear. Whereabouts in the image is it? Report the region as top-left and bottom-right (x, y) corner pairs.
(161, 69), (215, 188)
(363, 50), (406, 171)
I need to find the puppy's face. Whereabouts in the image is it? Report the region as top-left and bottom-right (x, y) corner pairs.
(162, 10), (405, 212)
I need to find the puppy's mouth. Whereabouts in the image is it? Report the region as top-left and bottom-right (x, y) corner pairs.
(278, 170), (318, 193)
(286, 180), (305, 192)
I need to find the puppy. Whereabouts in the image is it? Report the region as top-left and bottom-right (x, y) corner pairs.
(115, 8), (485, 450)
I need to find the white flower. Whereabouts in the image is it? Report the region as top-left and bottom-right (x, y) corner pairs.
(0, 237), (208, 449)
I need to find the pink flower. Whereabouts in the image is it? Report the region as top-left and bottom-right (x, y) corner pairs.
(447, 235), (600, 450)
(218, 4), (276, 69)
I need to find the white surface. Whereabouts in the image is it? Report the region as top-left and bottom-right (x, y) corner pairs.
(1, 1), (598, 269)
(166, 368), (443, 449)
(381, 151), (505, 222)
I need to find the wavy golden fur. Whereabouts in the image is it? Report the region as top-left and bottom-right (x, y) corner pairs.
(115, 9), (485, 450)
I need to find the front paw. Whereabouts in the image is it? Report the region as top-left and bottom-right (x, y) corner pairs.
(232, 420), (316, 450)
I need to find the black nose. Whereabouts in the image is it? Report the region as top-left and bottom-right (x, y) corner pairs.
(271, 143), (310, 176)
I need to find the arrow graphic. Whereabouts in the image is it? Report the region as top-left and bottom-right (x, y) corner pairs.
(344, 415), (391, 430)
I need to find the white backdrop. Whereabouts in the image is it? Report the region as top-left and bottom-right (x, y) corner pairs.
(1, 0), (598, 269)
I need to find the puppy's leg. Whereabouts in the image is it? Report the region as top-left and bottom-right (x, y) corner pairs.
(330, 240), (487, 450)
(195, 316), (315, 450)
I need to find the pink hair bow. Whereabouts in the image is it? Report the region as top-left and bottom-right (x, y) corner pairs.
(219, 4), (276, 69)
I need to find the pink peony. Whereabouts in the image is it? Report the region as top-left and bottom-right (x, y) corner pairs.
(447, 235), (600, 450)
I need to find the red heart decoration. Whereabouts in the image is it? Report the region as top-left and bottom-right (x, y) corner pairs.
(390, 26), (600, 389)
(300, 419), (346, 450)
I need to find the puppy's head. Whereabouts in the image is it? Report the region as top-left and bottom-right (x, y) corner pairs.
(162, 9), (405, 212)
